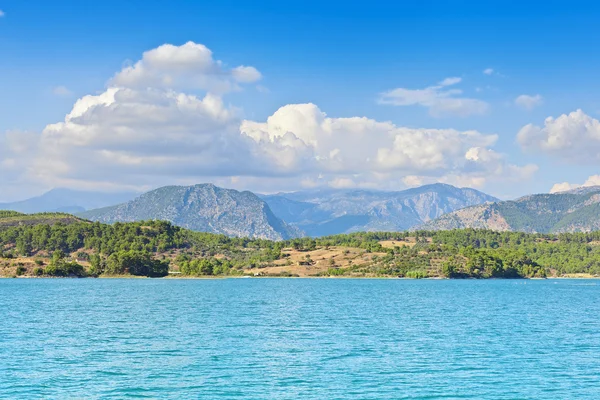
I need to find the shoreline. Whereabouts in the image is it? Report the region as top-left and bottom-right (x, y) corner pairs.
(2, 275), (599, 280)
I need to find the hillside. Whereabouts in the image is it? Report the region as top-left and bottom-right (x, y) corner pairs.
(2, 217), (600, 278)
(0, 188), (137, 213)
(0, 211), (87, 228)
(420, 186), (600, 233)
(261, 183), (498, 236)
(79, 184), (300, 240)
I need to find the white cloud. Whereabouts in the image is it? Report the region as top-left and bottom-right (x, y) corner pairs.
(483, 68), (494, 75)
(0, 10), (5, 17)
(402, 175), (424, 187)
(517, 109), (600, 163)
(0, 130), (41, 201)
(0, 43), (265, 193)
(111, 41), (261, 94)
(439, 77), (462, 86)
(231, 66), (262, 83)
(241, 103), (534, 189)
(0, 42), (535, 198)
(550, 175), (600, 193)
(52, 86), (73, 96)
(6, 99), (533, 194)
(549, 182), (579, 193)
(515, 94), (543, 110)
(378, 77), (489, 117)
(584, 175), (600, 186)
(34, 88), (256, 189)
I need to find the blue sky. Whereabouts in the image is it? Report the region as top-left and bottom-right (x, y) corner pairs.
(1, 0), (600, 201)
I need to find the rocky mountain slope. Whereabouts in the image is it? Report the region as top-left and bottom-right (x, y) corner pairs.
(79, 184), (300, 240)
(261, 183), (498, 236)
(0, 188), (137, 214)
(420, 186), (600, 233)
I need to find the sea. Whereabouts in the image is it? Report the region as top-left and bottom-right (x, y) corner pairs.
(1, 278), (599, 399)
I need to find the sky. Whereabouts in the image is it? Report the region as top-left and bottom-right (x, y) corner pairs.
(1, 0), (600, 201)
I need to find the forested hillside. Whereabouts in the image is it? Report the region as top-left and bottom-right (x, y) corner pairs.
(1, 211), (600, 278)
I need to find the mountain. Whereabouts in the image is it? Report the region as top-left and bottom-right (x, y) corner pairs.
(260, 183), (498, 236)
(79, 184), (300, 240)
(420, 186), (600, 233)
(0, 188), (137, 214)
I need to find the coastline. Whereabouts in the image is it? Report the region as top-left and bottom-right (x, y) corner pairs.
(2, 274), (599, 280)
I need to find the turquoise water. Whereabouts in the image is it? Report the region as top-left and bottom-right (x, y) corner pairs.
(1, 279), (599, 399)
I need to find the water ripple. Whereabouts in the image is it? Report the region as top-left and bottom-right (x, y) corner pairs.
(0, 278), (599, 399)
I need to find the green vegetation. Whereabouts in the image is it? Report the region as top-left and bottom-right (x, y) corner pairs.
(0, 211), (25, 219)
(303, 230), (594, 277)
(1, 212), (600, 278)
(0, 216), (285, 277)
(45, 252), (86, 277)
(0, 211), (85, 229)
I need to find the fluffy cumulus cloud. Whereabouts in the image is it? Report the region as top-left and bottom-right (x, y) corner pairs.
(36, 88), (253, 187)
(550, 175), (600, 193)
(0, 42), (265, 195)
(111, 41), (261, 94)
(0, 42), (536, 198)
(517, 109), (600, 163)
(240, 103), (535, 190)
(378, 77), (489, 118)
(483, 68), (494, 75)
(515, 94), (543, 110)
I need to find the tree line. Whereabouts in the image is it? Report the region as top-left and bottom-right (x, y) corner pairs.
(1, 216), (600, 277)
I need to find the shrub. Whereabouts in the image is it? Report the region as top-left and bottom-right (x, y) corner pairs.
(105, 250), (169, 277)
(405, 270), (428, 279)
(327, 267), (346, 276)
(45, 261), (85, 277)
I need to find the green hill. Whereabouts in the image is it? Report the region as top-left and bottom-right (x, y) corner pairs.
(0, 211), (87, 229)
(2, 217), (600, 278)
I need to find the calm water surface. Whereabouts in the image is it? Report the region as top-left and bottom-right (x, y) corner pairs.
(1, 278), (599, 399)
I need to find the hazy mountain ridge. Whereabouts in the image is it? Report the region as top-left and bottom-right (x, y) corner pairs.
(261, 183), (498, 236)
(420, 186), (600, 233)
(79, 184), (300, 240)
(0, 189), (137, 213)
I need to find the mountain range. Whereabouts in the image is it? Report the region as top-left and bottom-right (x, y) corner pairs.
(1, 183), (497, 239)
(7, 183), (600, 237)
(420, 186), (600, 233)
(260, 184), (498, 236)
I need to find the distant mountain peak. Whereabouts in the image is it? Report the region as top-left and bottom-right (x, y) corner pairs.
(80, 184), (300, 240)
